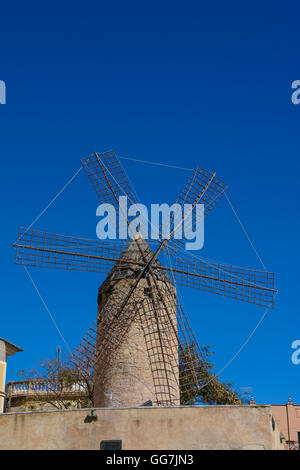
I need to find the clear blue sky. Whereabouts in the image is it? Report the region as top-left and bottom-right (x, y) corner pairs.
(1, 1), (299, 404)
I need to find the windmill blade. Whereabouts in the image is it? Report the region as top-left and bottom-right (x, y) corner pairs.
(71, 280), (147, 375)
(13, 228), (157, 275)
(13, 227), (124, 274)
(138, 280), (212, 404)
(81, 150), (137, 208)
(14, 228), (277, 309)
(171, 253), (277, 308)
(71, 319), (98, 373)
(176, 298), (211, 396)
(163, 166), (228, 255)
(177, 166), (228, 214)
(138, 283), (180, 406)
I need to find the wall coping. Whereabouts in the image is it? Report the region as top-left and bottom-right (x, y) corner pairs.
(2, 404), (272, 416)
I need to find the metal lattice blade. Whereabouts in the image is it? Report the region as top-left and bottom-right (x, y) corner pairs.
(14, 228), (277, 308)
(13, 228), (161, 278)
(145, 280), (211, 399)
(138, 284), (180, 406)
(14, 227), (124, 274)
(138, 281), (212, 406)
(71, 319), (98, 373)
(176, 297), (212, 399)
(71, 279), (147, 375)
(164, 166), (228, 255)
(171, 252), (277, 308)
(81, 150), (137, 209)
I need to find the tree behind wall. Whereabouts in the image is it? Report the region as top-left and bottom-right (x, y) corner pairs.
(180, 344), (246, 405)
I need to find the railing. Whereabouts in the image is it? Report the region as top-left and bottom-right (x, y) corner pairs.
(285, 440), (300, 451)
(6, 380), (89, 398)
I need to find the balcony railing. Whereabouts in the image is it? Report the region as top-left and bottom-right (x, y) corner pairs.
(285, 440), (300, 451)
(6, 380), (89, 398)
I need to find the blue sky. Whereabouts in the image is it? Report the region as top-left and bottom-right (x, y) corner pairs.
(0, 1), (299, 404)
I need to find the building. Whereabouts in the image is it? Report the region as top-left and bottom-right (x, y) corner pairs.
(0, 337), (22, 413)
(271, 398), (300, 450)
(249, 396), (300, 450)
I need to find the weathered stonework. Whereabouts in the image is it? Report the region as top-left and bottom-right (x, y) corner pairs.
(94, 237), (179, 408)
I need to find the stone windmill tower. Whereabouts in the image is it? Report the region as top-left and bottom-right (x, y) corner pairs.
(94, 234), (179, 407)
(14, 151), (277, 407)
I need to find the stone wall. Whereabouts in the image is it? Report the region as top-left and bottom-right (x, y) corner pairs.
(0, 405), (284, 450)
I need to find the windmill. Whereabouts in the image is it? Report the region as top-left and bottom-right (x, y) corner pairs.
(13, 151), (277, 407)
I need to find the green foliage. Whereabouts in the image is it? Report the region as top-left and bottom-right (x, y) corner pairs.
(180, 344), (247, 405)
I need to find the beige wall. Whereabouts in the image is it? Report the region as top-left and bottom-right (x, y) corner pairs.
(0, 405), (283, 450)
